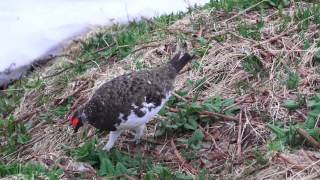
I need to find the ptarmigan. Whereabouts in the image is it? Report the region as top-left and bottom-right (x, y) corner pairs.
(68, 52), (192, 151)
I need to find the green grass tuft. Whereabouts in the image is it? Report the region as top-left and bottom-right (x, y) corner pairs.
(0, 161), (62, 179)
(242, 55), (265, 76)
(0, 115), (31, 155)
(237, 21), (264, 41)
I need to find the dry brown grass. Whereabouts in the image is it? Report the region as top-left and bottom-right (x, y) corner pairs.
(2, 1), (320, 179)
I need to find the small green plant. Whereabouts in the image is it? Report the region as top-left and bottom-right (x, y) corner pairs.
(155, 94), (239, 136)
(313, 49), (320, 64)
(235, 80), (251, 94)
(242, 55), (264, 76)
(284, 71), (299, 90)
(267, 123), (301, 150)
(187, 129), (204, 150)
(133, 57), (150, 70)
(267, 94), (320, 150)
(304, 94), (320, 129)
(144, 166), (174, 180)
(282, 99), (300, 110)
(186, 77), (208, 99)
(191, 60), (202, 70)
(266, 0), (290, 9)
(282, 95), (304, 111)
(254, 150), (268, 165)
(194, 37), (212, 57)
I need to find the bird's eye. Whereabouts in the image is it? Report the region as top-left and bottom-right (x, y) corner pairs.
(68, 115), (72, 123)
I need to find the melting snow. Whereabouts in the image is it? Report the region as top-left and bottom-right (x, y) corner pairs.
(0, 0), (208, 71)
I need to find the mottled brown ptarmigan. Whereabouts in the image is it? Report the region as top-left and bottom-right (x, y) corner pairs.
(68, 52), (193, 151)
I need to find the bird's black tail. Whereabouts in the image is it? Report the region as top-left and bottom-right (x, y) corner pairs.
(169, 52), (193, 73)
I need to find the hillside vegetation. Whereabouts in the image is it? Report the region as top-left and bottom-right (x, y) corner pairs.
(0, 0), (319, 179)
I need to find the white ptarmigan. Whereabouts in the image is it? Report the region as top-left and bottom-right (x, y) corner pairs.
(68, 52), (192, 151)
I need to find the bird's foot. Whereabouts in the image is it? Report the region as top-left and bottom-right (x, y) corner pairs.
(102, 143), (113, 151)
(124, 137), (141, 144)
(134, 138), (141, 145)
(132, 125), (144, 145)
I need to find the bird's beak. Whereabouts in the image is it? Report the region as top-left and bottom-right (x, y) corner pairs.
(73, 126), (79, 133)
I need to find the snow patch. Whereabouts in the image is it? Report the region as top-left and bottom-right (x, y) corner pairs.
(0, 0), (209, 71)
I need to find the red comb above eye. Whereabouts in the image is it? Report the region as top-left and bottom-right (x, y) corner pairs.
(72, 118), (79, 127)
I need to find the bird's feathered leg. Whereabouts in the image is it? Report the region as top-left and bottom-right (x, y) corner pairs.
(103, 130), (123, 151)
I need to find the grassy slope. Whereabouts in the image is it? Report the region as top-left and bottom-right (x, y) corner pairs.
(1, 0), (320, 179)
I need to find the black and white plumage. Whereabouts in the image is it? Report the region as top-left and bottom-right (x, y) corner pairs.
(68, 52), (192, 151)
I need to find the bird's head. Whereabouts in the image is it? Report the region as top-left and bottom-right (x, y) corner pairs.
(68, 108), (85, 133)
